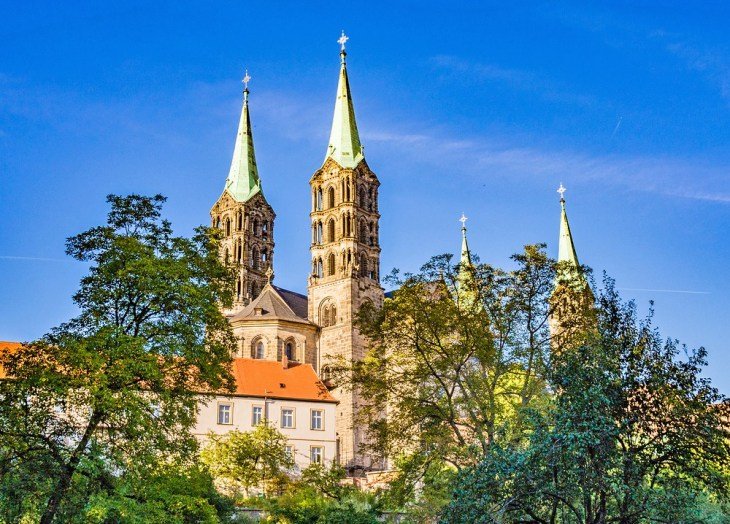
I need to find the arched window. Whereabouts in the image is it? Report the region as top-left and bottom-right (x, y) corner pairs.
(327, 219), (335, 242)
(237, 242), (242, 263)
(346, 179), (351, 201)
(327, 253), (336, 276)
(360, 187), (367, 208)
(328, 187), (335, 208)
(321, 365), (333, 382)
(225, 218), (231, 236)
(253, 219), (259, 236)
(359, 221), (367, 241)
(360, 254), (368, 278)
(224, 248), (229, 264)
(316, 222), (323, 244)
(368, 188), (374, 211)
(316, 258), (324, 278)
(254, 340), (265, 359)
(237, 212), (243, 230)
(316, 188), (323, 211)
(215, 216), (221, 229)
(330, 305), (337, 325)
(285, 341), (294, 361)
(319, 299), (337, 328)
(236, 277), (241, 298)
(252, 247), (259, 270)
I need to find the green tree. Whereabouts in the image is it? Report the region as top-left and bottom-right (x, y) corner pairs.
(444, 277), (730, 523)
(200, 424), (294, 498)
(0, 194), (237, 523)
(338, 246), (556, 491)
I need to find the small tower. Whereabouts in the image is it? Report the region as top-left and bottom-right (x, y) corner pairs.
(308, 32), (384, 473)
(549, 185), (594, 349)
(210, 72), (276, 314)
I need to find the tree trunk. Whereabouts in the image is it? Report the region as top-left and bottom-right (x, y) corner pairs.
(40, 411), (102, 524)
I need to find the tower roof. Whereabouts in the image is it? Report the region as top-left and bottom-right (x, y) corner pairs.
(324, 32), (364, 169)
(225, 74), (262, 202)
(459, 213), (473, 268)
(558, 188), (579, 268)
(556, 185), (587, 287)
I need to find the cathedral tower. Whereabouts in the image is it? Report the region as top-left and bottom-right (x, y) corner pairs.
(549, 185), (595, 349)
(210, 74), (275, 314)
(308, 33), (384, 472)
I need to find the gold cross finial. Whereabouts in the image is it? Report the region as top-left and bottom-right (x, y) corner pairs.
(459, 213), (468, 229)
(557, 183), (567, 201)
(242, 69), (251, 91)
(338, 30), (349, 51)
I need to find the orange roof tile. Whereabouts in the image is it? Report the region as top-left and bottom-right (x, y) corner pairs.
(0, 341), (23, 379)
(229, 358), (337, 403)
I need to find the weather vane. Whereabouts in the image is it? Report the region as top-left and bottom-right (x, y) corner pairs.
(459, 213), (468, 228)
(242, 69), (251, 91)
(557, 183), (566, 201)
(338, 30), (349, 51)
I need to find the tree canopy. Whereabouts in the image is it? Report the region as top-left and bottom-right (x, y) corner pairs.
(0, 194), (238, 523)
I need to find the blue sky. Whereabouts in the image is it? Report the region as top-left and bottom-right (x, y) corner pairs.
(1, 2), (729, 393)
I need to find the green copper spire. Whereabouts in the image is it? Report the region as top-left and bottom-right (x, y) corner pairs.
(225, 71), (262, 202)
(324, 31), (364, 169)
(459, 213), (473, 268)
(557, 184), (579, 267)
(556, 184), (587, 287)
(457, 213), (478, 309)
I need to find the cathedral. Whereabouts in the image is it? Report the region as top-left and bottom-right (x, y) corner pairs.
(208, 34), (384, 472)
(207, 34), (586, 474)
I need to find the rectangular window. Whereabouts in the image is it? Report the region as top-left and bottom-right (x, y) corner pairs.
(310, 446), (323, 464)
(217, 403), (232, 425)
(281, 408), (294, 429)
(310, 409), (323, 430)
(284, 445), (294, 459)
(252, 405), (263, 426)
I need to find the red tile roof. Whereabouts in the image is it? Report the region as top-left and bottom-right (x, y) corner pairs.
(0, 341), (22, 379)
(0, 342), (335, 404)
(228, 358), (337, 403)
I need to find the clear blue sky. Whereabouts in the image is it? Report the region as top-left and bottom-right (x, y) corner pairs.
(1, 2), (728, 393)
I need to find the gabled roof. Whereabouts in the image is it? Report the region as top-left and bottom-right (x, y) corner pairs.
(229, 284), (310, 324)
(229, 358), (337, 403)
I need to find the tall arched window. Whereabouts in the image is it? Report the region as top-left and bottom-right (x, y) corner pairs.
(330, 305), (337, 325)
(327, 253), (336, 276)
(368, 188), (374, 211)
(285, 341), (294, 361)
(316, 188), (323, 211)
(237, 242), (242, 263)
(316, 222), (323, 244)
(252, 247), (259, 270)
(327, 219), (335, 242)
(237, 212), (243, 230)
(316, 258), (323, 278)
(328, 187), (335, 208)
(253, 219), (259, 236)
(360, 254), (368, 278)
(254, 340), (265, 359)
(359, 221), (367, 241)
(359, 187), (367, 208)
(225, 218), (231, 236)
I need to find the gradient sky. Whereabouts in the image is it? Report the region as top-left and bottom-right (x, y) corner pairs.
(1, 2), (728, 393)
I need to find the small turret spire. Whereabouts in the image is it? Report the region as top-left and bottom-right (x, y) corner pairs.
(557, 184), (579, 268)
(459, 213), (472, 267)
(225, 70), (262, 202)
(325, 31), (364, 169)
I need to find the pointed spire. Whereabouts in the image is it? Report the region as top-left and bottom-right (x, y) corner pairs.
(557, 184), (579, 267)
(459, 213), (473, 268)
(225, 70), (262, 202)
(325, 31), (364, 169)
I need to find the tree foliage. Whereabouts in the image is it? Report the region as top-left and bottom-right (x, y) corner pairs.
(340, 246), (556, 477)
(200, 424), (294, 498)
(443, 277), (730, 523)
(0, 194), (237, 523)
